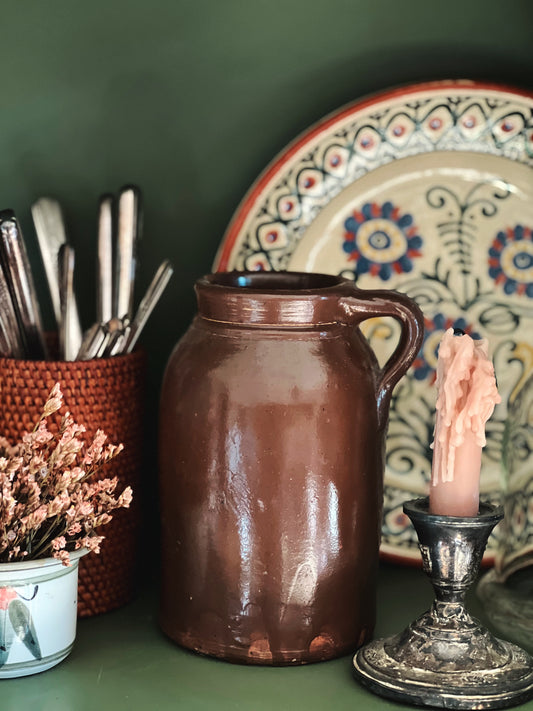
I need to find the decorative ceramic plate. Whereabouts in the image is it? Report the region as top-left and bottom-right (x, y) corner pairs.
(213, 80), (533, 563)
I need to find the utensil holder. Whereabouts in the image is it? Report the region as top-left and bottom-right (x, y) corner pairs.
(0, 349), (146, 617)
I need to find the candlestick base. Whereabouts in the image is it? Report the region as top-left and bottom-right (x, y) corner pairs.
(353, 498), (533, 709)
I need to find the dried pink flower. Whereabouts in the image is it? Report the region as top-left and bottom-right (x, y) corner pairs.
(82, 429), (107, 466)
(0, 383), (130, 566)
(56, 550), (70, 566)
(76, 535), (105, 554)
(23, 420), (53, 449)
(52, 536), (66, 550)
(21, 505), (48, 530)
(118, 487), (133, 508)
(47, 491), (70, 517)
(42, 383), (63, 417)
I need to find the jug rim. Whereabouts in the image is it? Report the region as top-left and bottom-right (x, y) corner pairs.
(195, 271), (352, 327)
(198, 271), (347, 294)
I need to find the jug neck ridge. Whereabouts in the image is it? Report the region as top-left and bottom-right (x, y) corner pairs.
(196, 272), (353, 327)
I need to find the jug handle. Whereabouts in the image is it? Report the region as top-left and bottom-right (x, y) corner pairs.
(339, 285), (424, 429)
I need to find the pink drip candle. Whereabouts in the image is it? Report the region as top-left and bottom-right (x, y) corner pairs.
(429, 328), (501, 517)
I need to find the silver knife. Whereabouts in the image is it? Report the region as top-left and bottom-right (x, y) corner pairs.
(0, 211), (47, 360)
(97, 194), (114, 325)
(0, 262), (24, 358)
(109, 324), (131, 356)
(103, 322), (127, 357)
(31, 197), (66, 328)
(95, 329), (112, 359)
(76, 322), (101, 360)
(114, 186), (141, 320)
(0, 317), (13, 357)
(124, 259), (173, 353)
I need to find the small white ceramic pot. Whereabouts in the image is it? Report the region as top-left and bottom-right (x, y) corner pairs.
(0, 549), (86, 678)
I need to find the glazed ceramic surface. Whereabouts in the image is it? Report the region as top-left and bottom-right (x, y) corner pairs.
(0, 550), (84, 678)
(213, 80), (533, 562)
(158, 272), (422, 664)
(498, 355), (533, 578)
(476, 349), (533, 653)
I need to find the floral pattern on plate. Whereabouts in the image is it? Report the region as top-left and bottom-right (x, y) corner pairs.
(342, 201), (423, 280)
(497, 343), (533, 577)
(214, 81), (533, 563)
(489, 225), (533, 297)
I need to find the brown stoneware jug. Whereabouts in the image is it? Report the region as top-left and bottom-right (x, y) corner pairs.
(158, 271), (423, 665)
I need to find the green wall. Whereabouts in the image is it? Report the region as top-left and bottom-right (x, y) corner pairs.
(1, 0), (533, 434)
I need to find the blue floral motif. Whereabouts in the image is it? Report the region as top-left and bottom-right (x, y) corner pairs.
(488, 225), (533, 297)
(342, 201), (422, 280)
(0, 585), (41, 667)
(412, 314), (481, 382)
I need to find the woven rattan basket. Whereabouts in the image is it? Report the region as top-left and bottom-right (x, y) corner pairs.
(0, 349), (146, 617)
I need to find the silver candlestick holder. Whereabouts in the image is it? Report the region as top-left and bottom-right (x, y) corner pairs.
(353, 497), (533, 709)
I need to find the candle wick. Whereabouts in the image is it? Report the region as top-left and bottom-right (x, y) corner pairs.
(453, 328), (465, 336)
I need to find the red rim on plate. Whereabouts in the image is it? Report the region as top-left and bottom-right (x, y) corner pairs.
(213, 80), (533, 564)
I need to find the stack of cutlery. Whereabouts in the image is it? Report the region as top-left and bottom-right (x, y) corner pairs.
(0, 185), (173, 361)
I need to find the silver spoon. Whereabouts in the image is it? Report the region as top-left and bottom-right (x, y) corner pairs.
(31, 197), (83, 356)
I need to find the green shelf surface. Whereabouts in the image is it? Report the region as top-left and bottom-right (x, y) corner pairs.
(2, 563), (531, 711)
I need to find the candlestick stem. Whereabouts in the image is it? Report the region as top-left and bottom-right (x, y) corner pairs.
(353, 497), (533, 709)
